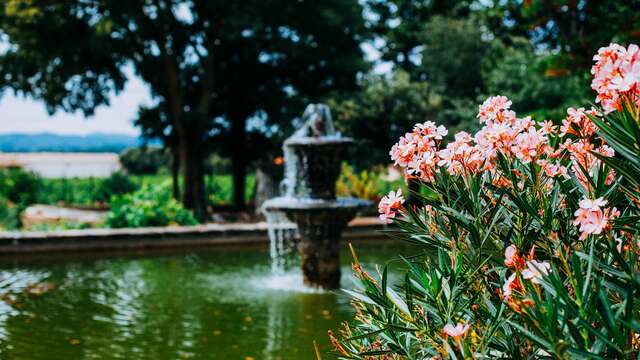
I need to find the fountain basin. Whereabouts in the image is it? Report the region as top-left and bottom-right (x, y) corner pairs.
(263, 197), (372, 289)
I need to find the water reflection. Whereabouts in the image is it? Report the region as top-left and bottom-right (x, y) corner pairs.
(0, 241), (415, 359)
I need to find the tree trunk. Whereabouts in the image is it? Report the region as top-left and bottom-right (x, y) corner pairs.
(171, 145), (180, 200)
(231, 114), (247, 210)
(178, 132), (207, 221)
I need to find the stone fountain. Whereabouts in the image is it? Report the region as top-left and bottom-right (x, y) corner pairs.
(262, 104), (371, 289)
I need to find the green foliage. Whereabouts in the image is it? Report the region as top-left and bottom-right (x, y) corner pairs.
(0, 168), (41, 229)
(420, 16), (487, 100)
(119, 147), (171, 175)
(95, 172), (136, 203)
(487, 0), (640, 70)
(106, 183), (197, 228)
(0, 195), (21, 230)
(206, 174), (256, 206)
(337, 163), (405, 203)
(23, 221), (92, 232)
(0, 167), (41, 206)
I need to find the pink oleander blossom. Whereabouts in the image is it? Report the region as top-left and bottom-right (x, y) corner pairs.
(437, 132), (484, 176)
(573, 197), (620, 239)
(389, 120), (447, 182)
(504, 245), (525, 269)
(591, 43), (640, 113)
(501, 273), (522, 299)
(378, 189), (405, 223)
(537, 159), (569, 179)
(478, 96), (515, 125)
(522, 260), (551, 284)
(563, 139), (616, 189)
(443, 322), (470, 339)
(511, 127), (548, 164)
(561, 107), (598, 138)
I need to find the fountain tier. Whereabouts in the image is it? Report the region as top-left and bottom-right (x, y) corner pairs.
(263, 197), (370, 289)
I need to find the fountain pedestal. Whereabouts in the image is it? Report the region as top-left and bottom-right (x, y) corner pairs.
(264, 198), (369, 289)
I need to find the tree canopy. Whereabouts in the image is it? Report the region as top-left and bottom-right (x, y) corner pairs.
(0, 0), (368, 217)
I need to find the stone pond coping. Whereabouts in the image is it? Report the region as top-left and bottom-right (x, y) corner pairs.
(0, 217), (390, 254)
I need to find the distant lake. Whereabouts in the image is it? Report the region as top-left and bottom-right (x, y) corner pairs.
(0, 153), (121, 178)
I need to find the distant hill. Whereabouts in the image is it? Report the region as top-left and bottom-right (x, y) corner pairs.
(0, 133), (144, 153)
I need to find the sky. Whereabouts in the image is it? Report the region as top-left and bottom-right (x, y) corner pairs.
(0, 67), (152, 136)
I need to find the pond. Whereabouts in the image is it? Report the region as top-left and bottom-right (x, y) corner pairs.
(0, 240), (418, 359)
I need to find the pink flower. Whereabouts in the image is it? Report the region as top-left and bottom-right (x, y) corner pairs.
(504, 245), (524, 269)
(389, 122), (448, 182)
(407, 150), (439, 182)
(378, 189), (405, 223)
(537, 159), (569, 179)
(502, 273), (522, 298)
(443, 322), (470, 339)
(511, 127), (547, 164)
(437, 132), (484, 176)
(478, 96), (514, 125)
(540, 120), (557, 135)
(591, 43), (640, 113)
(573, 197), (619, 239)
(522, 260), (551, 284)
(414, 121), (448, 140)
(564, 139), (616, 189)
(560, 107), (597, 138)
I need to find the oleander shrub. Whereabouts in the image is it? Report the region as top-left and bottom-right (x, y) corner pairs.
(106, 183), (197, 228)
(335, 44), (640, 359)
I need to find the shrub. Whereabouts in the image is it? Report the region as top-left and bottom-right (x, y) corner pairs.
(0, 167), (41, 206)
(95, 171), (137, 203)
(336, 163), (405, 203)
(106, 183), (197, 228)
(0, 195), (21, 230)
(336, 44), (640, 359)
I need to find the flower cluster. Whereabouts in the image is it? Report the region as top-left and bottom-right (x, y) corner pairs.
(591, 43), (640, 113)
(573, 197), (620, 240)
(378, 189), (405, 223)
(381, 89), (619, 234)
(389, 121), (448, 182)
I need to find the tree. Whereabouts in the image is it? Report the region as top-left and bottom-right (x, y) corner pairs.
(364, 0), (471, 79)
(485, 0), (640, 70)
(483, 37), (589, 121)
(0, 0), (368, 218)
(332, 70), (442, 169)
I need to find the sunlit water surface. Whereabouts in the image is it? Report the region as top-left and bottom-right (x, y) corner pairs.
(0, 241), (418, 359)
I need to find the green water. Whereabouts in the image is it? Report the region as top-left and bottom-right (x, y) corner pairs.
(0, 241), (417, 359)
